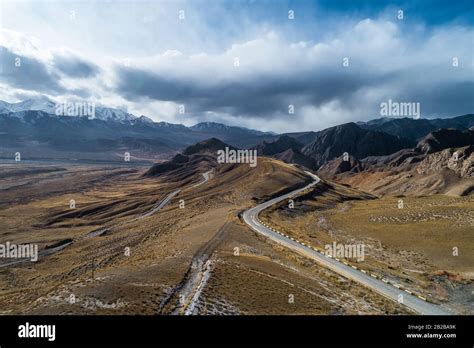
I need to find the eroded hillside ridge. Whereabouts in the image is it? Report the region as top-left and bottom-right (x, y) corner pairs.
(318, 129), (474, 196)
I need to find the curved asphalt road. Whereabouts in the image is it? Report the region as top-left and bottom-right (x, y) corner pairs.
(141, 169), (213, 218)
(1, 170), (214, 268)
(191, 169), (213, 188)
(243, 171), (451, 315)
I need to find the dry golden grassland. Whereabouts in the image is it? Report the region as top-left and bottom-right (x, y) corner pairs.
(262, 183), (473, 314)
(193, 222), (409, 315)
(0, 160), (419, 315)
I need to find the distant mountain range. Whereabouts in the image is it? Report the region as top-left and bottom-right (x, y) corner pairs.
(356, 115), (474, 140)
(0, 96), (472, 164)
(0, 96), (139, 122)
(0, 97), (274, 161)
(145, 124), (473, 198)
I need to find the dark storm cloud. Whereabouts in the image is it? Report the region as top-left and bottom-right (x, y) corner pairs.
(0, 46), (65, 94)
(403, 81), (474, 117)
(114, 65), (387, 117)
(53, 54), (100, 78)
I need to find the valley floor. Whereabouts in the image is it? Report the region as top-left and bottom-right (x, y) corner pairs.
(0, 160), (470, 314)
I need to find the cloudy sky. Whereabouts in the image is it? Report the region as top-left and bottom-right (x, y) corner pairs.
(0, 0), (473, 132)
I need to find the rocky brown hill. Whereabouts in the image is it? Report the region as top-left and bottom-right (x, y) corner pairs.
(301, 122), (414, 168)
(318, 129), (474, 196)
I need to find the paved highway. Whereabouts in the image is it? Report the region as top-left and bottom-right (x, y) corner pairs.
(140, 189), (181, 218)
(242, 171), (451, 315)
(191, 169), (213, 188)
(141, 169), (213, 218)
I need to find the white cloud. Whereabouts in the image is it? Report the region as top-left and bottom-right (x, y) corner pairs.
(0, 4), (472, 133)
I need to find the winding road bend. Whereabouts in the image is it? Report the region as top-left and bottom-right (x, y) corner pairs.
(242, 171), (451, 315)
(141, 169), (213, 218)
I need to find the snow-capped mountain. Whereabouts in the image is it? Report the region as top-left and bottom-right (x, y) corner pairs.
(0, 96), (57, 115)
(154, 121), (189, 130)
(92, 106), (137, 122)
(0, 97), (277, 161)
(135, 115), (155, 124)
(0, 97), (275, 135)
(0, 96), (137, 123)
